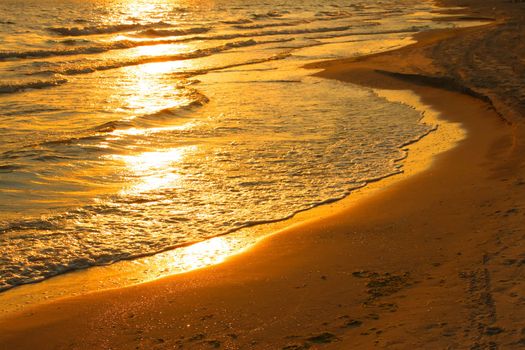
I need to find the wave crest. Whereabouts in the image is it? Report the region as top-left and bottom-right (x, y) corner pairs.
(47, 21), (172, 36)
(0, 78), (68, 94)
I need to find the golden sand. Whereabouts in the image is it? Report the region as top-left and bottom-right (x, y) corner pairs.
(1, 0), (524, 347)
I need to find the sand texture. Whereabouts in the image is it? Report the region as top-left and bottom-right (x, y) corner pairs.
(1, 0), (525, 349)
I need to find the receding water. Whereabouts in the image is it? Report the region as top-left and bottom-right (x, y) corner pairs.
(0, 0), (459, 291)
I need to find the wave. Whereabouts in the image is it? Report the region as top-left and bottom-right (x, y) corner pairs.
(233, 20), (310, 30)
(91, 89), (209, 133)
(137, 24), (353, 39)
(250, 10), (287, 19)
(2, 24), (353, 61)
(0, 218), (61, 234)
(0, 45), (118, 61)
(305, 26), (424, 40)
(3, 22), (420, 81)
(47, 21), (173, 36)
(315, 10), (352, 17)
(0, 78), (68, 94)
(0, 164), (22, 173)
(62, 39), (259, 75)
(0, 185), (347, 293)
(0, 171), (371, 293)
(0, 39), (182, 61)
(0, 28), (209, 61)
(221, 19), (252, 25)
(171, 51), (292, 79)
(134, 26), (211, 38)
(0, 88), (208, 167)
(1, 41), (290, 96)
(56, 39), (92, 45)
(27, 39), (286, 77)
(231, 11), (372, 30)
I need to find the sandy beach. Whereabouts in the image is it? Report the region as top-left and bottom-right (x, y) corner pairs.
(1, 0), (524, 349)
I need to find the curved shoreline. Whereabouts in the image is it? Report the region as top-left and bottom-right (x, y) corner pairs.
(2, 13), (523, 347)
(0, 26), (478, 313)
(0, 81), (464, 315)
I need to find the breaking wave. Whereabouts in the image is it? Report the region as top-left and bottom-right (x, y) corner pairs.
(0, 78), (68, 94)
(47, 21), (173, 36)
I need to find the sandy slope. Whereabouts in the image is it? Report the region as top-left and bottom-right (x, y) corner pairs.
(1, 1), (524, 348)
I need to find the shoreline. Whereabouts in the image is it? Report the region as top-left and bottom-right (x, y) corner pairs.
(0, 84), (465, 316)
(0, 51), (467, 316)
(0, 4), (496, 309)
(2, 3), (524, 348)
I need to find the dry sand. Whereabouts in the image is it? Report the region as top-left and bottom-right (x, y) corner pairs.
(1, 0), (524, 349)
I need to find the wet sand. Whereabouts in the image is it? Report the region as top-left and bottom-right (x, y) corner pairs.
(1, 0), (525, 348)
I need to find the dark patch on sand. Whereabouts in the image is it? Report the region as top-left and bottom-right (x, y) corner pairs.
(374, 70), (509, 124)
(282, 332), (340, 349)
(352, 270), (412, 300)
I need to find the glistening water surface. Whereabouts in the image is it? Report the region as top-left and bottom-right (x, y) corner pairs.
(0, 0), (459, 291)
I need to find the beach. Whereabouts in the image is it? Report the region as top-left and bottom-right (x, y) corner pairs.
(1, 0), (525, 348)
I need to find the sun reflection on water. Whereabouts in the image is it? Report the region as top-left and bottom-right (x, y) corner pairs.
(117, 62), (189, 115)
(136, 234), (254, 281)
(122, 148), (187, 170)
(110, 121), (197, 136)
(116, 0), (173, 24)
(111, 146), (196, 194)
(179, 237), (238, 271)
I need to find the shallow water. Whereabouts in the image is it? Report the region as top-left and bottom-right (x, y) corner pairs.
(0, 0), (459, 291)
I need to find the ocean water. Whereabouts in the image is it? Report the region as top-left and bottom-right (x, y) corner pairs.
(0, 0), (457, 291)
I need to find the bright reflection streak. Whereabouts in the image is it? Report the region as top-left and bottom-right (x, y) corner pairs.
(115, 42), (192, 115)
(121, 1), (164, 22)
(119, 65), (181, 114)
(121, 148), (187, 170)
(138, 59), (188, 75)
(111, 146), (195, 194)
(128, 3), (157, 17)
(110, 121), (196, 136)
(133, 173), (181, 193)
(137, 234), (255, 282)
(134, 44), (181, 58)
(179, 237), (238, 271)
(133, 43), (191, 75)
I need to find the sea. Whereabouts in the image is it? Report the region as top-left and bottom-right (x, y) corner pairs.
(0, 0), (463, 292)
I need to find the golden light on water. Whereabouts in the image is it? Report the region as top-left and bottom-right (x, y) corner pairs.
(110, 146), (196, 194)
(118, 0), (171, 24)
(134, 173), (182, 193)
(126, 3), (158, 17)
(118, 61), (189, 115)
(137, 237), (250, 286)
(135, 44), (184, 59)
(121, 147), (188, 170)
(179, 237), (238, 271)
(139, 59), (189, 75)
(110, 121), (197, 136)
